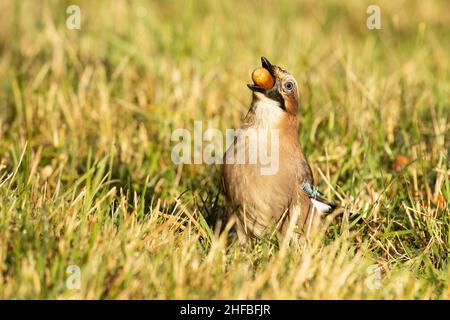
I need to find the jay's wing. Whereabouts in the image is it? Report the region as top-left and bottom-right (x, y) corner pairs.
(310, 195), (337, 216)
(301, 182), (338, 216)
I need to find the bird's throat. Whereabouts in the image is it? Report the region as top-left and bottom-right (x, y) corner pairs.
(250, 93), (286, 128)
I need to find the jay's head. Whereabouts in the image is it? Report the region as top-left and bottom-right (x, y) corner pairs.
(248, 56), (299, 115)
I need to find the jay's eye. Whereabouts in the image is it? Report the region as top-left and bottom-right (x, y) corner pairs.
(284, 81), (294, 91)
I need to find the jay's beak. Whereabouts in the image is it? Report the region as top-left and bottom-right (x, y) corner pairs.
(247, 56), (285, 108)
(247, 56), (276, 93)
(261, 56), (275, 76)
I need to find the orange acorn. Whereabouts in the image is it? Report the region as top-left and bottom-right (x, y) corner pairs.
(392, 155), (411, 172)
(434, 193), (445, 209)
(252, 67), (274, 89)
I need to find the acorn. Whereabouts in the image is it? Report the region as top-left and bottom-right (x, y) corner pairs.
(392, 154), (411, 172)
(251, 67), (274, 89)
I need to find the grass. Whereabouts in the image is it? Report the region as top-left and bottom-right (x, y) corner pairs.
(0, 0), (449, 299)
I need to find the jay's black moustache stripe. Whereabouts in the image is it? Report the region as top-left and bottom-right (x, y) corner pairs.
(266, 89), (285, 110)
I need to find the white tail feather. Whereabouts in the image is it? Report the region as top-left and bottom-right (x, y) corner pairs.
(311, 198), (333, 216)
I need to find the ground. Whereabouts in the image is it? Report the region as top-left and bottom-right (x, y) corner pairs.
(0, 0), (448, 299)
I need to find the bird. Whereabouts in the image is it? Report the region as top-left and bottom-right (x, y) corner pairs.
(221, 56), (337, 243)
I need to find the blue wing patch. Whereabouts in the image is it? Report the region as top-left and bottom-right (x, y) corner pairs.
(301, 182), (337, 216)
